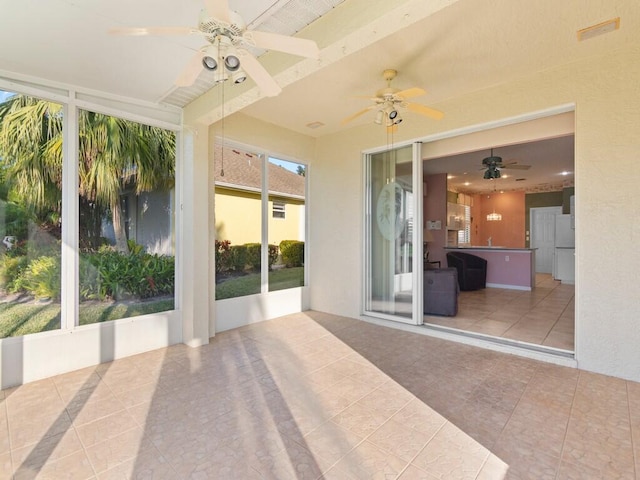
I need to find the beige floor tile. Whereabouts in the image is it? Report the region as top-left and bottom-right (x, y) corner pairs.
(332, 440), (407, 480)
(425, 273), (574, 350)
(0, 452), (12, 480)
(542, 330), (574, 350)
(330, 401), (391, 439)
(84, 426), (153, 474)
(10, 428), (83, 475)
(302, 421), (362, 468)
(412, 422), (489, 478)
(75, 409), (139, 448)
(1, 310), (632, 480)
(367, 417), (433, 462)
(396, 464), (439, 479)
(475, 454), (510, 480)
(13, 450), (95, 480)
(8, 410), (73, 451)
(252, 439), (325, 479)
(0, 417), (9, 456)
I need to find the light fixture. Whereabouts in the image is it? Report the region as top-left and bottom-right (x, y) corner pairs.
(203, 36), (244, 83)
(487, 191), (502, 221)
(483, 167), (501, 179)
(384, 104), (399, 121)
(231, 69), (247, 84)
(202, 44), (220, 71)
(374, 110), (384, 125)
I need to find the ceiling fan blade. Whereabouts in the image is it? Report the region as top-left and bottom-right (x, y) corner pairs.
(245, 31), (319, 59)
(238, 50), (282, 97)
(501, 163), (531, 170)
(394, 87), (426, 99)
(406, 102), (444, 120)
(175, 51), (205, 87)
(109, 26), (200, 36)
(340, 105), (377, 125)
(204, 0), (231, 23)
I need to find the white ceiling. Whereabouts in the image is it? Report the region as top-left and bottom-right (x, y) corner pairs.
(1, 0), (637, 192)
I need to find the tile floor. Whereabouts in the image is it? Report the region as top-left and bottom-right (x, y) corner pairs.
(2, 310), (637, 479)
(426, 274), (575, 351)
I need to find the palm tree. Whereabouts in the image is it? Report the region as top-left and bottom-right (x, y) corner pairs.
(0, 94), (175, 252)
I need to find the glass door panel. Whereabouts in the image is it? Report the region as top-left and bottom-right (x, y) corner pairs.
(365, 145), (417, 322)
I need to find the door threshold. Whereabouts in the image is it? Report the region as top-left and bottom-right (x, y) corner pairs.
(422, 322), (575, 359)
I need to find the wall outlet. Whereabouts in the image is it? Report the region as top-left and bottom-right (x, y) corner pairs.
(505, 255), (510, 262)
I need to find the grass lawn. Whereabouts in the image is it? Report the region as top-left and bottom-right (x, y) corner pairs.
(0, 297), (175, 338)
(216, 267), (304, 300)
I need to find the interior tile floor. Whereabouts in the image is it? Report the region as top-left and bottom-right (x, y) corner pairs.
(426, 274), (575, 351)
(2, 310), (637, 479)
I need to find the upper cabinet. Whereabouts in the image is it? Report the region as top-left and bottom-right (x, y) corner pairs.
(447, 202), (465, 230)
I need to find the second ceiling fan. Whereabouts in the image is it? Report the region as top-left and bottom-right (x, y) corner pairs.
(341, 69), (444, 130)
(481, 148), (531, 179)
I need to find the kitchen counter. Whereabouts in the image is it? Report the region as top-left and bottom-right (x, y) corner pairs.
(444, 247), (536, 290)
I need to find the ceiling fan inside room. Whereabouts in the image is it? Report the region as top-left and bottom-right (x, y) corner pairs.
(341, 69), (444, 130)
(108, 0), (319, 97)
(481, 148), (531, 179)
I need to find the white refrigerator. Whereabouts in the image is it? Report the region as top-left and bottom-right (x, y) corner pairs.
(554, 214), (575, 284)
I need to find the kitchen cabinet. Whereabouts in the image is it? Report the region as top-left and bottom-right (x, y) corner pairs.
(447, 202), (465, 230)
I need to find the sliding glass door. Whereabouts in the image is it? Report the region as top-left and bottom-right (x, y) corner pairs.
(364, 143), (422, 324)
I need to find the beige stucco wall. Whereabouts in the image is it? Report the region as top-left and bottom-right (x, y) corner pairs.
(215, 187), (304, 246)
(311, 44), (640, 382)
(205, 45), (640, 382)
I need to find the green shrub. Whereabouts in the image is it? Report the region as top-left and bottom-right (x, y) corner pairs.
(127, 239), (145, 255)
(79, 250), (175, 301)
(20, 255), (61, 300)
(279, 240), (304, 267)
(0, 254), (29, 292)
(215, 240), (231, 273)
(1, 247), (174, 302)
(229, 245), (247, 272)
(243, 243), (280, 271)
(268, 244), (279, 270)
(1, 202), (30, 241)
(245, 243), (261, 271)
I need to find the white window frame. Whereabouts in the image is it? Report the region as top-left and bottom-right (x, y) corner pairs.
(272, 201), (286, 219)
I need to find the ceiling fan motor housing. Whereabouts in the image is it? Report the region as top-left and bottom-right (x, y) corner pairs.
(482, 155), (503, 166)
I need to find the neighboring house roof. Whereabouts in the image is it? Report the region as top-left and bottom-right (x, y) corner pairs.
(213, 144), (305, 199)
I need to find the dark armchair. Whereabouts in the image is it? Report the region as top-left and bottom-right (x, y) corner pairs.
(446, 251), (487, 291)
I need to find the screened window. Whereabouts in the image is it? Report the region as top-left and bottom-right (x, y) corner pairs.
(272, 202), (286, 219)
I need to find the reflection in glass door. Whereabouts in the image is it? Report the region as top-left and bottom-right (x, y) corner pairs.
(365, 144), (422, 323)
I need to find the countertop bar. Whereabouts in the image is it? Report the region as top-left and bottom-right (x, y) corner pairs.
(444, 247), (536, 290)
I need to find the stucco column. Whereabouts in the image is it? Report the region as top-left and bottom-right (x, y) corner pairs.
(179, 122), (211, 347)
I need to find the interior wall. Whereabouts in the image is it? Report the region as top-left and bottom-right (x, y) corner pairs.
(312, 44), (640, 382)
(480, 191), (526, 248)
(424, 174), (447, 266)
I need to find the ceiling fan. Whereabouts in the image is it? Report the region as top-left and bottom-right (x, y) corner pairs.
(481, 148), (531, 179)
(341, 69), (444, 130)
(108, 0), (319, 97)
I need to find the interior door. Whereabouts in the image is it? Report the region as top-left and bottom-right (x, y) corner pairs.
(530, 206), (561, 273)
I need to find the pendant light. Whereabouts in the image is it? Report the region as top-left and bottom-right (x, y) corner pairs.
(486, 181), (501, 221)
